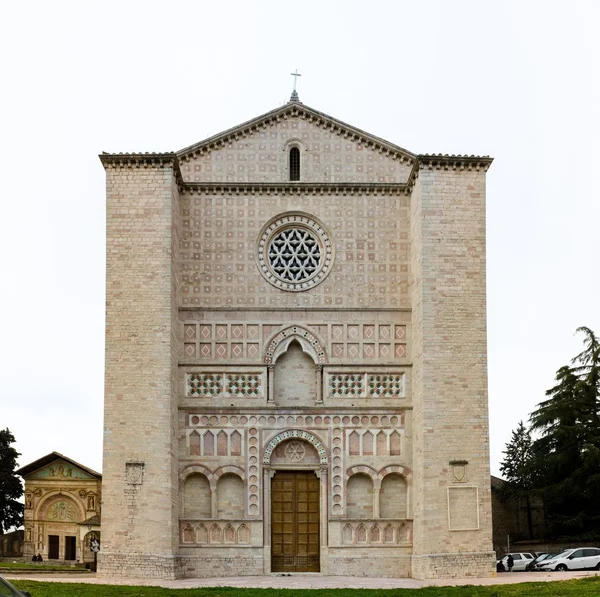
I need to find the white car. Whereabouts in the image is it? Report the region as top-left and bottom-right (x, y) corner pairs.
(497, 552), (535, 571)
(537, 547), (600, 571)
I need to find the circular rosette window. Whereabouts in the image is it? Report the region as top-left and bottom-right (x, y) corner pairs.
(257, 213), (334, 292)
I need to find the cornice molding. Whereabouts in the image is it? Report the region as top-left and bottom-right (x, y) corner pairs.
(417, 154), (494, 172)
(99, 152), (177, 167)
(176, 102), (417, 166)
(180, 182), (408, 196)
(99, 152), (184, 186)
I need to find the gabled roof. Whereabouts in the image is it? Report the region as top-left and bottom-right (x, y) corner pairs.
(176, 101), (417, 165)
(16, 451), (101, 479)
(99, 101), (493, 175)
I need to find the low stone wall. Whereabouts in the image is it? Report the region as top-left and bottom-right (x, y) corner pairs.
(97, 552), (178, 579)
(327, 548), (412, 577)
(412, 552), (496, 579)
(178, 548), (263, 577)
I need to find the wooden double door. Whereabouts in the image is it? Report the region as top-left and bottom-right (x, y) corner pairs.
(271, 471), (320, 572)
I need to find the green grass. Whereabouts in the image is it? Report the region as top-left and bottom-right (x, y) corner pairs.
(0, 562), (87, 571)
(8, 577), (600, 597)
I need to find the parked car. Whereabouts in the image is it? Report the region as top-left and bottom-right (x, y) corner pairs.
(0, 575), (31, 596)
(537, 547), (600, 571)
(526, 552), (549, 571)
(496, 552), (535, 572)
(531, 553), (561, 571)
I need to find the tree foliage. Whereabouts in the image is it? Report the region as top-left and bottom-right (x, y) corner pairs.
(500, 420), (533, 489)
(529, 327), (600, 538)
(499, 420), (536, 538)
(0, 428), (23, 533)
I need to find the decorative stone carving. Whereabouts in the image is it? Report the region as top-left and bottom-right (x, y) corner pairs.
(125, 461), (144, 485)
(257, 213), (333, 292)
(49, 464), (72, 478)
(47, 501), (77, 521)
(285, 441), (306, 462)
(263, 430), (327, 465)
(187, 373), (222, 397)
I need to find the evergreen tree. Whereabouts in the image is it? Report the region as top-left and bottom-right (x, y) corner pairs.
(0, 428), (23, 533)
(530, 327), (600, 538)
(500, 421), (535, 538)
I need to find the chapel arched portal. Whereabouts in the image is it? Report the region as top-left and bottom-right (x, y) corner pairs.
(263, 433), (328, 574)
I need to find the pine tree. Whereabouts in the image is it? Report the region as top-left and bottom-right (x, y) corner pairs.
(530, 327), (600, 538)
(500, 421), (535, 538)
(0, 428), (23, 533)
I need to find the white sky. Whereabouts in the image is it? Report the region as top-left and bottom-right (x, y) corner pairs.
(1, 0), (598, 479)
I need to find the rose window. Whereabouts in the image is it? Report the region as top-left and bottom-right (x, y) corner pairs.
(257, 213), (334, 292)
(268, 228), (321, 282)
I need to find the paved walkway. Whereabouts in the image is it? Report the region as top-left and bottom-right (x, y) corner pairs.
(4, 570), (600, 589)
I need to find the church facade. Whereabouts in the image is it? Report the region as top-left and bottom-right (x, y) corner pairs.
(99, 98), (494, 579)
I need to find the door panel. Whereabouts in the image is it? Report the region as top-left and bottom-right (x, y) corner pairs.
(48, 535), (59, 559)
(272, 471), (320, 572)
(65, 536), (76, 560)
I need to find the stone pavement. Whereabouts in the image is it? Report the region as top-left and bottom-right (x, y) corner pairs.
(4, 570), (600, 589)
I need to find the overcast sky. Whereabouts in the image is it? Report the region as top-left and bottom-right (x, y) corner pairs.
(1, 0), (598, 480)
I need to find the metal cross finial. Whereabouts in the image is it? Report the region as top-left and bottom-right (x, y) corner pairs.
(290, 69), (301, 101)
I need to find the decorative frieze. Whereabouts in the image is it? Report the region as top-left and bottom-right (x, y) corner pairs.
(340, 520), (412, 545)
(186, 372), (264, 399)
(347, 430), (403, 456)
(181, 322), (408, 364)
(180, 521), (251, 545)
(188, 429), (244, 457)
(326, 372), (405, 399)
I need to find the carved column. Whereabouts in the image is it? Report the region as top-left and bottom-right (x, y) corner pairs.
(320, 465), (328, 546)
(373, 480), (381, 518)
(211, 487), (218, 519)
(263, 467), (271, 547)
(315, 365), (323, 405)
(267, 365), (275, 405)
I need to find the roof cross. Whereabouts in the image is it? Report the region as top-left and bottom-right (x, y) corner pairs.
(290, 69), (301, 102)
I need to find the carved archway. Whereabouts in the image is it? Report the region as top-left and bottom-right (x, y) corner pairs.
(35, 491), (85, 522)
(264, 325), (327, 364)
(263, 430), (327, 465)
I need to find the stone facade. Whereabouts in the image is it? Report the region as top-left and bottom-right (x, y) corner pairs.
(17, 453), (101, 564)
(99, 99), (494, 579)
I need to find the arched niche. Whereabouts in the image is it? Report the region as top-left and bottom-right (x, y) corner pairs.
(274, 340), (317, 407)
(37, 492), (84, 523)
(264, 325), (327, 365)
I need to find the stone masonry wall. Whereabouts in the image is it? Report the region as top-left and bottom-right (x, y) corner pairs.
(100, 162), (181, 579)
(179, 116), (412, 184)
(179, 191), (410, 309)
(410, 168), (494, 578)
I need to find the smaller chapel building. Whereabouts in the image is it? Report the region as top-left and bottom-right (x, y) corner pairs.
(17, 452), (101, 565)
(99, 95), (495, 580)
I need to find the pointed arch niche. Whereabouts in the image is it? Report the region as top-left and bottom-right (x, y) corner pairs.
(264, 326), (327, 406)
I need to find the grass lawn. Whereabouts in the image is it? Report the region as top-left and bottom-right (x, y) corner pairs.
(9, 577), (600, 597)
(0, 562), (87, 571)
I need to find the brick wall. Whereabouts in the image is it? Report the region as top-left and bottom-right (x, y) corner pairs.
(273, 341), (317, 406)
(380, 473), (407, 519)
(347, 474), (374, 518)
(183, 474), (211, 518)
(216, 474), (245, 518)
(99, 160), (180, 578)
(410, 168), (494, 578)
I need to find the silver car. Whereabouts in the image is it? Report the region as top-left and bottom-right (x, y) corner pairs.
(537, 547), (600, 571)
(497, 552), (535, 571)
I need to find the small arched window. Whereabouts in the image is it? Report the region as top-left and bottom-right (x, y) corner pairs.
(289, 147), (300, 181)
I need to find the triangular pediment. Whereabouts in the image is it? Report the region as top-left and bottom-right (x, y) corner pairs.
(17, 452), (101, 480)
(176, 102), (416, 185)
